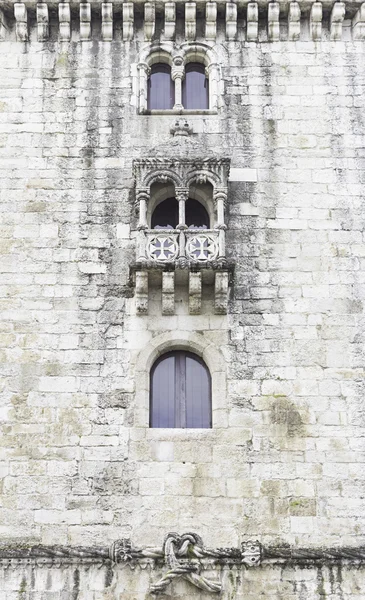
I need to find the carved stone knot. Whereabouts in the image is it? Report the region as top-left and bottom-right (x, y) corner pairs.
(170, 119), (193, 137)
(150, 532), (222, 595)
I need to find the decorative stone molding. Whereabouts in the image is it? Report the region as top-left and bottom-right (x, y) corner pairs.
(247, 2), (258, 41)
(14, 3), (27, 42)
(3, 539), (365, 566)
(353, 3), (365, 39)
(101, 3), (113, 41)
(226, 2), (237, 40)
(80, 3), (91, 41)
(330, 1), (345, 39)
(164, 2), (176, 40)
(144, 2), (155, 41)
(135, 270), (148, 314)
(288, 1), (301, 41)
(214, 271), (229, 314)
(189, 272), (202, 314)
(268, 2), (280, 41)
(162, 271), (175, 315)
(36, 3), (49, 41)
(185, 2), (196, 41)
(310, 1), (323, 40)
(0, 8), (8, 40)
(1, 1), (362, 43)
(59, 2), (71, 41)
(134, 158), (230, 193)
(170, 119), (193, 137)
(205, 2), (217, 41)
(123, 2), (134, 41)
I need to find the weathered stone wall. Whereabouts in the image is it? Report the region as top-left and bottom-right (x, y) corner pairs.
(2, 561), (365, 600)
(1, 3), (365, 598)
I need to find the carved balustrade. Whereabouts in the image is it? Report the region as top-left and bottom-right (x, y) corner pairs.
(140, 229), (223, 265)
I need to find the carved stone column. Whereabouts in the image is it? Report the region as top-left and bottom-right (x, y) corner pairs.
(214, 189), (227, 229)
(137, 63), (150, 113)
(137, 189), (149, 230)
(205, 63), (219, 111)
(214, 189), (227, 261)
(176, 187), (189, 230)
(172, 56), (184, 111)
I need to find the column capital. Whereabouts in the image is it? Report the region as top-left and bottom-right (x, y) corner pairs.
(137, 62), (151, 76)
(136, 188), (150, 201)
(175, 187), (189, 202)
(214, 188), (228, 207)
(171, 58), (184, 81)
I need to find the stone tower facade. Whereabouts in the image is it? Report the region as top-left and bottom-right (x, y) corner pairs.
(1, 0), (365, 598)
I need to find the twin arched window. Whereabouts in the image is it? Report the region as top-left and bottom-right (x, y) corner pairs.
(151, 198), (210, 229)
(148, 62), (209, 111)
(150, 351), (211, 428)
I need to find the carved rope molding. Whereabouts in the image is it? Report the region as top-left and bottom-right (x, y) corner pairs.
(1, 534), (365, 594)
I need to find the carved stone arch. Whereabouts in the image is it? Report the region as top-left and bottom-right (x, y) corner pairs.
(137, 44), (174, 113)
(179, 41), (220, 67)
(179, 43), (221, 112)
(139, 43), (174, 67)
(133, 330), (228, 428)
(144, 169), (183, 190)
(185, 169), (221, 189)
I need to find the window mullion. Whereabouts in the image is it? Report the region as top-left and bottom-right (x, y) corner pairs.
(175, 352), (186, 428)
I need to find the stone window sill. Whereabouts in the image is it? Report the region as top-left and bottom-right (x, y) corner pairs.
(141, 109), (218, 116)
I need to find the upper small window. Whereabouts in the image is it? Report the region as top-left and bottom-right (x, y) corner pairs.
(182, 63), (209, 110)
(150, 351), (212, 428)
(147, 64), (174, 110)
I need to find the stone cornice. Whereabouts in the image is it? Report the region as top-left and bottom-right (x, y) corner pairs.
(1, 1), (365, 43)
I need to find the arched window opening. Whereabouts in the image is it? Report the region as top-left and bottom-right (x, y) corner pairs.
(151, 198), (178, 229)
(150, 351), (212, 428)
(148, 64), (174, 110)
(182, 63), (209, 110)
(186, 198), (210, 229)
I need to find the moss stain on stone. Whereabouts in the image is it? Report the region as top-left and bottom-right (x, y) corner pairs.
(270, 396), (305, 437)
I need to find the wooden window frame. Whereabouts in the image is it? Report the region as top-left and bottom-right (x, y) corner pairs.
(150, 351), (212, 429)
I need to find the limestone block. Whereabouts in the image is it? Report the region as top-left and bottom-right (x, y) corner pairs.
(247, 2), (258, 41)
(330, 2), (345, 40)
(59, 3), (71, 41)
(205, 2), (217, 41)
(101, 3), (113, 41)
(36, 3), (49, 41)
(185, 2), (196, 41)
(268, 2), (280, 41)
(288, 1), (300, 41)
(123, 3), (134, 41)
(164, 2), (176, 40)
(189, 271), (202, 315)
(14, 3), (28, 42)
(144, 2), (155, 42)
(310, 2), (322, 40)
(80, 3), (91, 41)
(352, 3), (365, 39)
(225, 2), (237, 40)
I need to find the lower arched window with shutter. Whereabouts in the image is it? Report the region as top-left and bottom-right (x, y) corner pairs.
(150, 351), (212, 428)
